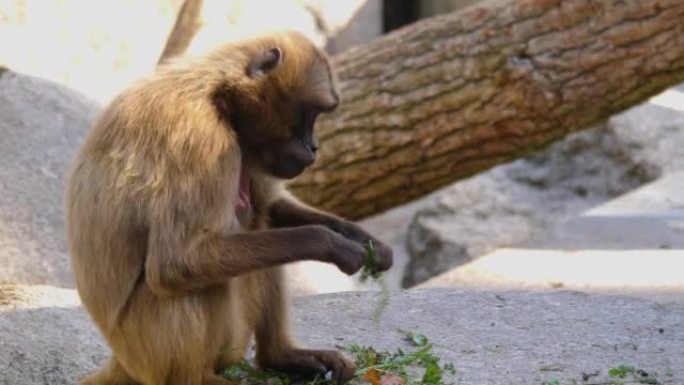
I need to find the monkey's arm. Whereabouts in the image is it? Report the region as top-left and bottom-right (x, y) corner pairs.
(268, 198), (392, 270)
(145, 224), (364, 296)
(270, 198), (372, 242)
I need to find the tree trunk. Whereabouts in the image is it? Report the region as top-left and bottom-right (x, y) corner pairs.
(162, 0), (684, 220)
(288, 0), (684, 219)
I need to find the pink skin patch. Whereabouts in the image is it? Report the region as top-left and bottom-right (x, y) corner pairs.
(235, 167), (251, 216)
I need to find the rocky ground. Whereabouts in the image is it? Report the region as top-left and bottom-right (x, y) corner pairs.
(1, 284), (682, 385)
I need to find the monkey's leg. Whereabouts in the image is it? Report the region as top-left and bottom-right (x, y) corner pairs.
(78, 357), (135, 385)
(108, 286), (233, 385)
(249, 267), (355, 384)
(214, 283), (252, 372)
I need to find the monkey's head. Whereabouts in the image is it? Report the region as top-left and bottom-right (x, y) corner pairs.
(213, 32), (339, 179)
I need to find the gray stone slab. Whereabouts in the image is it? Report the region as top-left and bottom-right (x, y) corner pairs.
(526, 215), (684, 250)
(420, 248), (684, 304)
(0, 71), (99, 287)
(1, 285), (682, 385)
(585, 171), (684, 216)
(525, 172), (684, 250)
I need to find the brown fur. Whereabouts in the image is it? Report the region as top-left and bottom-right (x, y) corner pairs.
(67, 31), (391, 385)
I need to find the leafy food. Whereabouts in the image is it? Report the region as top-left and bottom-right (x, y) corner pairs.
(359, 240), (390, 321)
(405, 332), (428, 347)
(220, 333), (456, 385)
(608, 365), (635, 378)
(360, 240), (381, 282)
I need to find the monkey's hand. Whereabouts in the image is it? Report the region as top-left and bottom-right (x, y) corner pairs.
(322, 229), (368, 275)
(259, 348), (355, 385)
(267, 199), (392, 274)
(329, 221), (393, 275)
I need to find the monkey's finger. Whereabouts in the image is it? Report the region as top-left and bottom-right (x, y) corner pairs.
(328, 357), (344, 384)
(336, 242), (365, 275)
(333, 359), (355, 385)
(371, 242), (393, 272)
(316, 351), (354, 385)
(290, 353), (328, 376)
(270, 350), (328, 376)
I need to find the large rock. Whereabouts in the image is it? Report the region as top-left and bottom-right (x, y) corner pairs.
(0, 70), (99, 287)
(403, 102), (684, 288)
(1, 284), (683, 385)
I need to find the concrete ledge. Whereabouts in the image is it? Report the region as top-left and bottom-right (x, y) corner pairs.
(421, 248), (684, 304)
(1, 285), (682, 384)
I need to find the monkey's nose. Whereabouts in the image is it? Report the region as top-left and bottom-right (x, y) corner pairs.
(310, 140), (319, 153)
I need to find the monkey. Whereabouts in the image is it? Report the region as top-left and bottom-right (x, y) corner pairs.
(66, 31), (393, 385)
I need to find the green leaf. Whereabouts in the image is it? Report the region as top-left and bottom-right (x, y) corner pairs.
(220, 364), (244, 380)
(360, 240), (381, 282)
(609, 365), (635, 378)
(407, 332), (429, 347)
(443, 363), (456, 375)
(219, 334), (455, 385)
(421, 361), (443, 385)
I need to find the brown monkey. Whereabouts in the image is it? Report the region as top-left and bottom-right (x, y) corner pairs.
(66, 31), (392, 385)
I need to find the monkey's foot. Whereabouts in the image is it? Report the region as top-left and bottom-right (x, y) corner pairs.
(261, 349), (355, 384)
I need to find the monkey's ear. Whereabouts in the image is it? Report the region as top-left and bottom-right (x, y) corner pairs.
(248, 47), (282, 78)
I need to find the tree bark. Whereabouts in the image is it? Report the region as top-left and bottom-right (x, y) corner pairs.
(287, 0), (684, 219)
(162, 0), (684, 220)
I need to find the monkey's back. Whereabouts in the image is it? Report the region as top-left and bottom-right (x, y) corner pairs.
(66, 75), (240, 332)
(66, 108), (155, 331)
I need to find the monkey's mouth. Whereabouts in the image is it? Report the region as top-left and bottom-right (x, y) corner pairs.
(272, 162), (308, 179)
(235, 168), (251, 215)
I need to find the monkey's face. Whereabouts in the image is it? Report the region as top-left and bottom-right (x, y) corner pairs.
(253, 105), (328, 179)
(216, 40), (338, 179)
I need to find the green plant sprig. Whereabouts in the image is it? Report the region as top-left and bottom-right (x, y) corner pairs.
(358, 240), (391, 321)
(220, 333), (456, 385)
(360, 240), (381, 282)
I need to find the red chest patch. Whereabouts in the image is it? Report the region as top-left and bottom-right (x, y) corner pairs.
(235, 167), (251, 216)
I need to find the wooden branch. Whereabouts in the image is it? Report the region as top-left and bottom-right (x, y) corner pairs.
(158, 0), (204, 64)
(158, 0), (684, 220)
(289, 0), (684, 219)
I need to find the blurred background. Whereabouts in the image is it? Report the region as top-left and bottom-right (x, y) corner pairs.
(0, 0), (483, 101)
